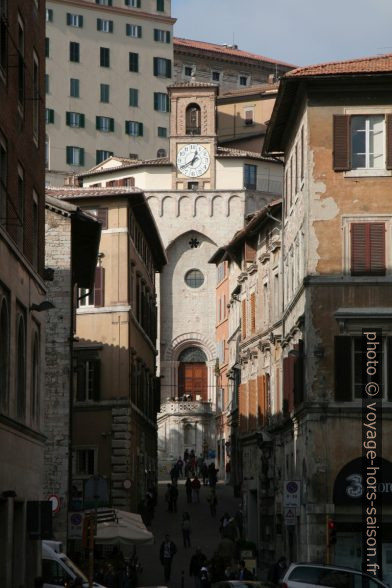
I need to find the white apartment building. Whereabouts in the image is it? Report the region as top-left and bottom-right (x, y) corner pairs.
(45, 0), (174, 184)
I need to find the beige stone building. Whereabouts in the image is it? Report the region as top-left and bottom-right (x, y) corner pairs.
(78, 82), (284, 474)
(173, 37), (295, 93)
(50, 185), (166, 520)
(45, 0), (175, 183)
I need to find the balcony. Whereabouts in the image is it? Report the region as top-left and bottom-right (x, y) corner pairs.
(160, 399), (213, 415)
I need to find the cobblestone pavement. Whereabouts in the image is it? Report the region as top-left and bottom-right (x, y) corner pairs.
(136, 480), (240, 588)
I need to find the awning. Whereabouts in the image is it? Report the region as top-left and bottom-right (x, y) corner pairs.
(94, 509), (154, 546)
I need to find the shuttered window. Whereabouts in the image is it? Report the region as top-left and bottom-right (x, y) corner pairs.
(244, 240), (256, 263)
(241, 299), (246, 339)
(250, 292), (256, 333)
(350, 222), (385, 276)
(129, 52), (139, 72)
(153, 57), (171, 78)
(283, 355), (295, 415)
(76, 359), (100, 402)
(94, 267), (105, 307)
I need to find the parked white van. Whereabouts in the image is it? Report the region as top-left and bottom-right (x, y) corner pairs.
(42, 540), (106, 588)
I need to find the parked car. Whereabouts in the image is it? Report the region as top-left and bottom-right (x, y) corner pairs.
(213, 582), (274, 588)
(42, 540), (106, 588)
(280, 563), (388, 588)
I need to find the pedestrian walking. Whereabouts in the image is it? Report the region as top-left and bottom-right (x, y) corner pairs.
(170, 482), (179, 513)
(159, 534), (177, 582)
(191, 475), (201, 503)
(199, 566), (211, 588)
(208, 462), (218, 487)
(201, 462), (208, 486)
(207, 487), (217, 517)
(185, 475), (193, 504)
(181, 512), (192, 548)
(267, 556), (288, 585)
(165, 483), (174, 512)
(177, 457), (184, 477)
(189, 547), (207, 588)
(184, 448), (189, 463)
(219, 512), (231, 536)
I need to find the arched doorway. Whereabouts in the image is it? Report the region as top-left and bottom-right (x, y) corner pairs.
(178, 347), (207, 401)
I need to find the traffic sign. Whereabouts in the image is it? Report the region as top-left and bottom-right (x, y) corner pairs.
(283, 480), (301, 507)
(48, 494), (61, 514)
(284, 507), (296, 526)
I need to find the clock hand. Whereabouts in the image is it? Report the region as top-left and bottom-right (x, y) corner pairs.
(180, 153), (198, 170)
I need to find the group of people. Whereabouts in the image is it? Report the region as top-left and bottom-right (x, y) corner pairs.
(170, 450), (220, 484)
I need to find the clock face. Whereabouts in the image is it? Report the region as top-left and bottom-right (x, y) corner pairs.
(176, 144), (210, 178)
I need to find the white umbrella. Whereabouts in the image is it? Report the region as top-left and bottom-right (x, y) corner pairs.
(94, 509), (154, 546)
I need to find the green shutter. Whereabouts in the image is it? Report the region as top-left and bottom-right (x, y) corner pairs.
(110, 118), (114, 132)
(66, 111), (70, 126)
(125, 121), (129, 134)
(153, 57), (158, 76)
(66, 13), (71, 25)
(109, 21), (113, 33)
(138, 122), (143, 136)
(154, 29), (159, 41)
(96, 116), (100, 130)
(80, 15), (83, 27)
(166, 59), (171, 78)
(79, 148), (85, 166)
(137, 0), (141, 6)
(49, 109), (54, 123)
(154, 93), (158, 111)
(66, 146), (72, 164)
(137, 25), (142, 38)
(97, 18), (102, 31)
(80, 113), (85, 128)
(166, 31), (171, 43)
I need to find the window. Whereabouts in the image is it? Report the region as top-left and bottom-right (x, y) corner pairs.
(96, 116), (114, 132)
(157, 149), (166, 158)
(16, 313), (26, 420)
(100, 83), (110, 103)
(70, 78), (79, 98)
(154, 92), (169, 112)
(245, 109), (254, 126)
(66, 146), (84, 166)
(129, 88), (139, 107)
(154, 29), (170, 43)
(17, 17), (24, 108)
(45, 108), (54, 124)
(351, 115), (384, 169)
(78, 266), (105, 305)
(0, 132), (6, 225)
(188, 181), (198, 190)
(75, 448), (96, 475)
(212, 71), (220, 82)
(31, 333), (40, 425)
(96, 150), (113, 164)
(96, 0), (112, 5)
(185, 269), (204, 288)
(158, 126), (167, 138)
(184, 65), (193, 78)
(333, 114), (392, 172)
(157, 0), (164, 10)
(125, 0), (141, 5)
(69, 41), (80, 63)
(244, 164), (257, 189)
(45, 73), (49, 94)
(153, 57), (171, 78)
(45, 37), (50, 58)
(129, 152), (138, 159)
(0, 0), (7, 76)
(66, 111), (85, 128)
(76, 359), (100, 402)
(125, 120), (143, 136)
(186, 103), (200, 135)
(97, 18), (113, 33)
(129, 52), (139, 72)
(100, 47), (110, 67)
(217, 263), (225, 283)
(17, 164), (24, 249)
(335, 336), (391, 401)
(0, 297), (9, 412)
(250, 292), (256, 333)
(350, 222), (385, 276)
(239, 75), (249, 86)
(33, 51), (39, 141)
(66, 13), (83, 27)
(46, 8), (53, 22)
(126, 24), (142, 37)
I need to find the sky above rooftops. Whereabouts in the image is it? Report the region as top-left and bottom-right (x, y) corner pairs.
(172, 0), (392, 67)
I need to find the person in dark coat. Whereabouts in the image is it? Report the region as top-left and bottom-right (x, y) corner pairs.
(267, 556), (288, 585)
(160, 534), (177, 582)
(201, 462), (209, 486)
(171, 482), (179, 512)
(185, 476), (193, 504)
(189, 547), (207, 588)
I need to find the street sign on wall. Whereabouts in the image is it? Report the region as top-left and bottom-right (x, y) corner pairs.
(68, 512), (84, 539)
(284, 480), (301, 507)
(284, 507), (296, 526)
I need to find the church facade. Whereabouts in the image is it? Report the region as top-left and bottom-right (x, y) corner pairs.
(79, 82), (283, 475)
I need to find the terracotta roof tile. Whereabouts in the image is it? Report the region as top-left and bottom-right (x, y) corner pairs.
(286, 52), (392, 77)
(216, 146), (281, 163)
(173, 37), (296, 69)
(219, 83), (279, 97)
(169, 81), (219, 88)
(79, 157), (171, 178)
(46, 186), (143, 199)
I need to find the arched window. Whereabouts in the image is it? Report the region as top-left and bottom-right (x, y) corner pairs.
(178, 347), (207, 363)
(31, 333), (40, 425)
(186, 103), (201, 135)
(0, 299), (9, 412)
(157, 148), (167, 158)
(16, 314), (26, 420)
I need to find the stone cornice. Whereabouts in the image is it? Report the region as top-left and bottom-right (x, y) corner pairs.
(48, 0), (176, 24)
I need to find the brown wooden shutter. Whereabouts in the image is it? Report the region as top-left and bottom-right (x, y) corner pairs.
(96, 208), (108, 229)
(92, 360), (101, 401)
(334, 336), (352, 401)
(241, 299), (247, 339)
(283, 356), (295, 415)
(250, 292), (256, 333)
(351, 223), (385, 276)
(333, 115), (350, 171)
(386, 114), (392, 170)
(244, 241), (256, 263)
(94, 267), (105, 307)
(294, 340), (304, 406)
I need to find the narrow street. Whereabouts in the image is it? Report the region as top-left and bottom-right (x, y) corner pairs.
(137, 480), (240, 588)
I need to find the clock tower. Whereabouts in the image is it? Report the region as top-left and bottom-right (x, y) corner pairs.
(169, 82), (218, 190)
